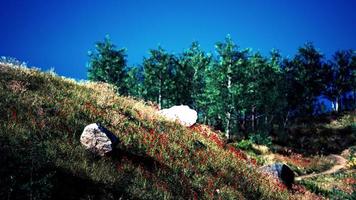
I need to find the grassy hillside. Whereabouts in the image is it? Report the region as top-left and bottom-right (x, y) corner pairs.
(0, 63), (317, 199)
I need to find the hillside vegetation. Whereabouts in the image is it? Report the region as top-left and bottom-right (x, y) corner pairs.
(87, 36), (356, 142)
(0, 63), (322, 199)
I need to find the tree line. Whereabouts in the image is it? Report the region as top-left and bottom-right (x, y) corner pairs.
(87, 35), (355, 139)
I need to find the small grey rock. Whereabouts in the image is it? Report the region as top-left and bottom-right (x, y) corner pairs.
(80, 123), (118, 156)
(260, 163), (295, 188)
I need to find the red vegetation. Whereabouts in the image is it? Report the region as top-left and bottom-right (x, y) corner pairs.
(190, 125), (225, 148)
(228, 146), (247, 161)
(275, 179), (287, 191)
(344, 178), (356, 185)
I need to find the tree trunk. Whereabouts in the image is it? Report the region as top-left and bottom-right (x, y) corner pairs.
(226, 64), (232, 139)
(335, 100), (339, 112)
(332, 101), (336, 112)
(268, 115), (274, 131)
(332, 97), (339, 112)
(226, 112), (231, 139)
(283, 111), (290, 129)
(243, 115), (247, 138)
(251, 106), (256, 132)
(158, 81), (162, 109)
(265, 115), (268, 128)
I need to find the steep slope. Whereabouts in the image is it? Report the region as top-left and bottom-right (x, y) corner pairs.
(0, 63), (305, 199)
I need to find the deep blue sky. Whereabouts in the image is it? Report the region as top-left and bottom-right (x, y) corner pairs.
(1, 0), (355, 80)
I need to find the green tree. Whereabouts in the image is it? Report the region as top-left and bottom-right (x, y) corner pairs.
(256, 51), (286, 131)
(323, 50), (356, 111)
(87, 35), (127, 94)
(283, 43), (325, 116)
(176, 42), (211, 117)
(266, 50), (287, 123)
(241, 52), (284, 132)
(203, 58), (225, 129)
(266, 50), (290, 128)
(143, 46), (176, 109)
(210, 35), (249, 138)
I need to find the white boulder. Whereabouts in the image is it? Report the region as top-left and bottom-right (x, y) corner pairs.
(80, 123), (117, 156)
(158, 105), (197, 127)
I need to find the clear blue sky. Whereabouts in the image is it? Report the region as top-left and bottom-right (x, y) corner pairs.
(1, 0), (355, 79)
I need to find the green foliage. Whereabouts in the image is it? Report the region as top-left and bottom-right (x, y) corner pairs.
(87, 35), (128, 95)
(301, 177), (356, 200)
(86, 35), (355, 145)
(235, 133), (271, 151)
(203, 37), (287, 138)
(282, 43), (325, 116)
(323, 50), (356, 111)
(143, 46), (177, 109)
(300, 179), (330, 197)
(141, 43), (211, 112)
(176, 42), (211, 111)
(206, 35), (250, 138)
(125, 66), (144, 98)
(236, 139), (253, 150)
(248, 133), (272, 146)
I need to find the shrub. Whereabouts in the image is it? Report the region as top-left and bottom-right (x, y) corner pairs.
(249, 132), (272, 146)
(236, 139), (253, 150)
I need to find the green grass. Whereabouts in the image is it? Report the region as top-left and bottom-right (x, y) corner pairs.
(300, 171), (356, 200)
(0, 63), (308, 199)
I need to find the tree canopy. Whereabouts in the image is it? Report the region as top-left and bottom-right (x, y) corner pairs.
(88, 36), (355, 139)
(87, 35), (128, 95)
